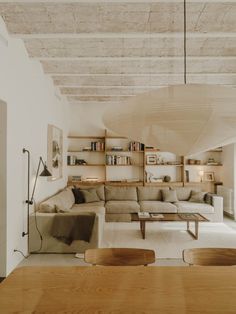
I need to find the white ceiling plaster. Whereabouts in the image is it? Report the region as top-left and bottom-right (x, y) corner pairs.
(0, 1), (236, 103)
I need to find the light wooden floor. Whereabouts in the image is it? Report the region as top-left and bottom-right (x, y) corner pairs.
(18, 216), (235, 268)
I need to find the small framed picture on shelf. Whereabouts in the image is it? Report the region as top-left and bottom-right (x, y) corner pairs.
(204, 172), (215, 182)
(146, 155), (157, 165)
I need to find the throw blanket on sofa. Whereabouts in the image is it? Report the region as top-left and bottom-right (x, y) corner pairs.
(50, 212), (96, 245)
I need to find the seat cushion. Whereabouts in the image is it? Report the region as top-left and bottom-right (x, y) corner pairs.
(175, 201), (214, 214)
(137, 186), (168, 201)
(105, 186), (137, 201)
(139, 201), (177, 213)
(70, 202), (105, 215)
(105, 200), (140, 214)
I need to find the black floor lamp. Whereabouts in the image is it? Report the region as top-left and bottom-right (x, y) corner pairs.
(22, 148), (52, 237)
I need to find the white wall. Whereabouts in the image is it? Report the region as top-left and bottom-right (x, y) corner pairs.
(70, 102), (110, 136)
(0, 100), (7, 277)
(0, 19), (70, 275)
(221, 143), (236, 218)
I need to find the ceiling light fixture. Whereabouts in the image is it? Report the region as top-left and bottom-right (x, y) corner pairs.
(103, 1), (236, 156)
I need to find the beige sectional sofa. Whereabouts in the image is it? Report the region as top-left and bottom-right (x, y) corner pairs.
(29, 184), (223, 253)
(29, 186), (105, 253)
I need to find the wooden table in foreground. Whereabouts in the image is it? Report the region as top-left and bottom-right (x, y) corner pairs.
(132, 213), (208, 240)
(0, 266), (236, 313)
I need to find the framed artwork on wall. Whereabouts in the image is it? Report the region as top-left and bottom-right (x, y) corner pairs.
(47, 124), (63, 181)
(203, 172), (215, 182)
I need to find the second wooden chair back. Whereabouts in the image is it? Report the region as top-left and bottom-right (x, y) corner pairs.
(183, 248), (236, 266)
(85, 248), (156, 266)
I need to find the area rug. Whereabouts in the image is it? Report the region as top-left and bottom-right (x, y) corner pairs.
(102, 222), (236, 258)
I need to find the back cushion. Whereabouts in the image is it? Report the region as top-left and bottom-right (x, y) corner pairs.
(105, 186), (137, 201)
(78, 185), (105, 201)
(137, 186), (169, 201)
(175, 187), (200, 201)
(38, 188), (75, 213)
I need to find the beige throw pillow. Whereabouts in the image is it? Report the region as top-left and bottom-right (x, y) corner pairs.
(162, 189), (178, 203)
(189, 191), (207, 203)
(81, 189), (100, 203)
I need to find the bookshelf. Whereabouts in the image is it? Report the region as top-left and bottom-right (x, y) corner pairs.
(67, 130), (223, 190)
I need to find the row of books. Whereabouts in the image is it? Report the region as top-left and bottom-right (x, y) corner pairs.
(91, 141), (105, 151)
(129, 141), (144, 151)
(106, 155), (132, 165)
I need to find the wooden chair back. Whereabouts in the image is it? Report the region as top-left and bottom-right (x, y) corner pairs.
(84, 248), (156, 266)
(183, 248), (236, 266)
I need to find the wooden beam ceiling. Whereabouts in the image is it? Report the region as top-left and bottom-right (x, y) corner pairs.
(0, 1), (236, 104)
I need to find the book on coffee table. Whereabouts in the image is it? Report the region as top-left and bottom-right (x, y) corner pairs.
(138, 212), (150, 218)
(150, 213), (164, 219)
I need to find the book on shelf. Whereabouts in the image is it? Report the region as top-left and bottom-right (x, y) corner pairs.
(150, 213), (164, 219)
(106, 154), (131, 165)
(138, 212), (150, 218)
(129, 141), (144, 151)
(91, 141), (104, 151)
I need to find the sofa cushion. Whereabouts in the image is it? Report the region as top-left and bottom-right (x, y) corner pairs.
(71, 202), (105, 215)
(82, 188), (100, 203)
(79, 185), (105, 201)
(105, 200), (140, 214)
(162, 189), (178, 203)
(137, 186), (168, 201)
(189, 191), (207, 203)
(72, 188), (85, 204)
(39, 188), (74, 213)
(105, 186), (137, 201)
(139, 201), (177, 213)
(175, 187), (200, 201)
(175, 201), (214, 214)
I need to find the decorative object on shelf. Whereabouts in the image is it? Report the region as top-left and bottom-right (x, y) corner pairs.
(185, 170), (189, 182)
(206, 158), (219, 166)
(204, 172), (215, 182)
(111, 146), (123, 151)
(82, 147), (92, 151)
(22, 148), (52, 239)
(188, 159), (195, 165)
(71, 175), (82, 182)
(47, 124), (63, 181)
(84, 177), (99, 182)
(163, 175), (171, 182)
(199, 170), (204, 182)
(76, 159), (87, 165)
(146, 155), (157, 165)
(150, 177), (163, 183)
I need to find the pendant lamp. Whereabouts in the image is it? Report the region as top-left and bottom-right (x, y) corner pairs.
(103, 1), (236, 156)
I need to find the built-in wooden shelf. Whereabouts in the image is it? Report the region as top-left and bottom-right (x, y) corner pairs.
(145, 149), (160, 152)
(68, 164), (105, 167)
(68, 135), (105, 139)
(106, 150), (144, 153)
(68, 150), (104, 153)
(185, 164), (222, 167)
(146, 164), (184, 167)
(106, 164), (143, 167)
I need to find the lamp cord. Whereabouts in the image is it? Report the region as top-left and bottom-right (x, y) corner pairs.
(32, 198), (43, 253)
(184, 0), (187, 84)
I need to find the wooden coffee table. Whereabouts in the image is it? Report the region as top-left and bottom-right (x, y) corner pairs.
(131, 213), (209, 240)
